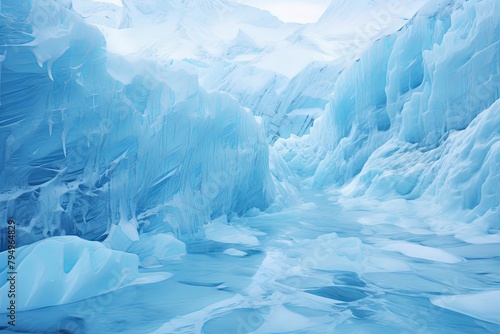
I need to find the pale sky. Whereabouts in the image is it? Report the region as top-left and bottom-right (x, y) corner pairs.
(233, 0), (331, 24)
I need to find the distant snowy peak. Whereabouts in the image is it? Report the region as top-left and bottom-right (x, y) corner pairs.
(124, 0), (230, 14)
(226, 29), (262, 58)
(119, 0), (282, 28)
(317, 0), (425, 26)
(72, 0), (431, 77)
(299, 0), (430, 59)
(318, 0), (381, 23)
(74, 0), (311, 79)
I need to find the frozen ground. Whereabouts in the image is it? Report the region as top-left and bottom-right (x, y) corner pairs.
(4, 189), (500, 333)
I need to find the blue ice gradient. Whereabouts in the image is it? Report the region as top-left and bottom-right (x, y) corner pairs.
(0, 0), (499, 333)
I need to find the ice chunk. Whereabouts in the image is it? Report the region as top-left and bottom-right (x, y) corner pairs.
(223, 248), (248, 257)
(103, 219), (140, 251)
(382, 242), (463, 264)
(205, 217), (260, 246)
(0, 236), (171, 311)
(300, 233), (411, 273)
(431, 291), (500, 325)
(129, 233), (186, 265)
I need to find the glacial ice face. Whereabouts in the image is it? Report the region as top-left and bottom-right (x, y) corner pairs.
(0, 0), (274, 249)
(280, 0), (429, 72)
(277, 0), (499, 228)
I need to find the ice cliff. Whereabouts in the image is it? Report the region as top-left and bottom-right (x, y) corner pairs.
(0, 0), (274, 250)
(277, 0), (499, 230)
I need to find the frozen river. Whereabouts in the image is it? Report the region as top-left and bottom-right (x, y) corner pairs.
(10, 189), (500, 333)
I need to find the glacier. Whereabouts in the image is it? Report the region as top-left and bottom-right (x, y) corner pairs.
(0, 0), (274, 248)
(1, 0), (499, 333)
(277, 0), (499, 224)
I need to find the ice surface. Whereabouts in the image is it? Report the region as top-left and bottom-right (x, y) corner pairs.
(299, 232), (412, 273)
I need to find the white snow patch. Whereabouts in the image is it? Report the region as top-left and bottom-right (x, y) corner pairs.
(223, 248), (248, 257)
(205, 218), (260, 246)
(382, 242), (463, 264)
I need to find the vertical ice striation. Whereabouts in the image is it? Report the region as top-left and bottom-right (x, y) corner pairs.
(277, 0), (499, 228)
(0, 0), (274, 249)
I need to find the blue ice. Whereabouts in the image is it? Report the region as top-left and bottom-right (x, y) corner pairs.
(0, 0), (499, 333)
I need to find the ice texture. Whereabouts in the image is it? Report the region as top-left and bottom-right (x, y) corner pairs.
(0, 0), (274, 248)
(0, 236), (171, 311)
(277, 0), (500, 229)
(431, 290), (500, 325)
(75, 0), (430, 142)
(0, 0), (499, 332)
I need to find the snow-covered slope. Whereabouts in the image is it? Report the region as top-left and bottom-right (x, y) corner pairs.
(72, 0), (433, 141)
(301, 0), (429, 58)
(71, 0), (123, 28)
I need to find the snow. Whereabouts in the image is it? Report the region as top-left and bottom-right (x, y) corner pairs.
(232, 0), (330, 24)
(381, 242), (463, 264)
(205, 216), (260, 246)
(223, 248), (247, 257)
(0, 0), (499, 332)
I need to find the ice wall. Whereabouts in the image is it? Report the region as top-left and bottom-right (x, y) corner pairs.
(277, 0), (499, 227)
(0, 0), (274, 250)
(199, 59), (345, 142)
